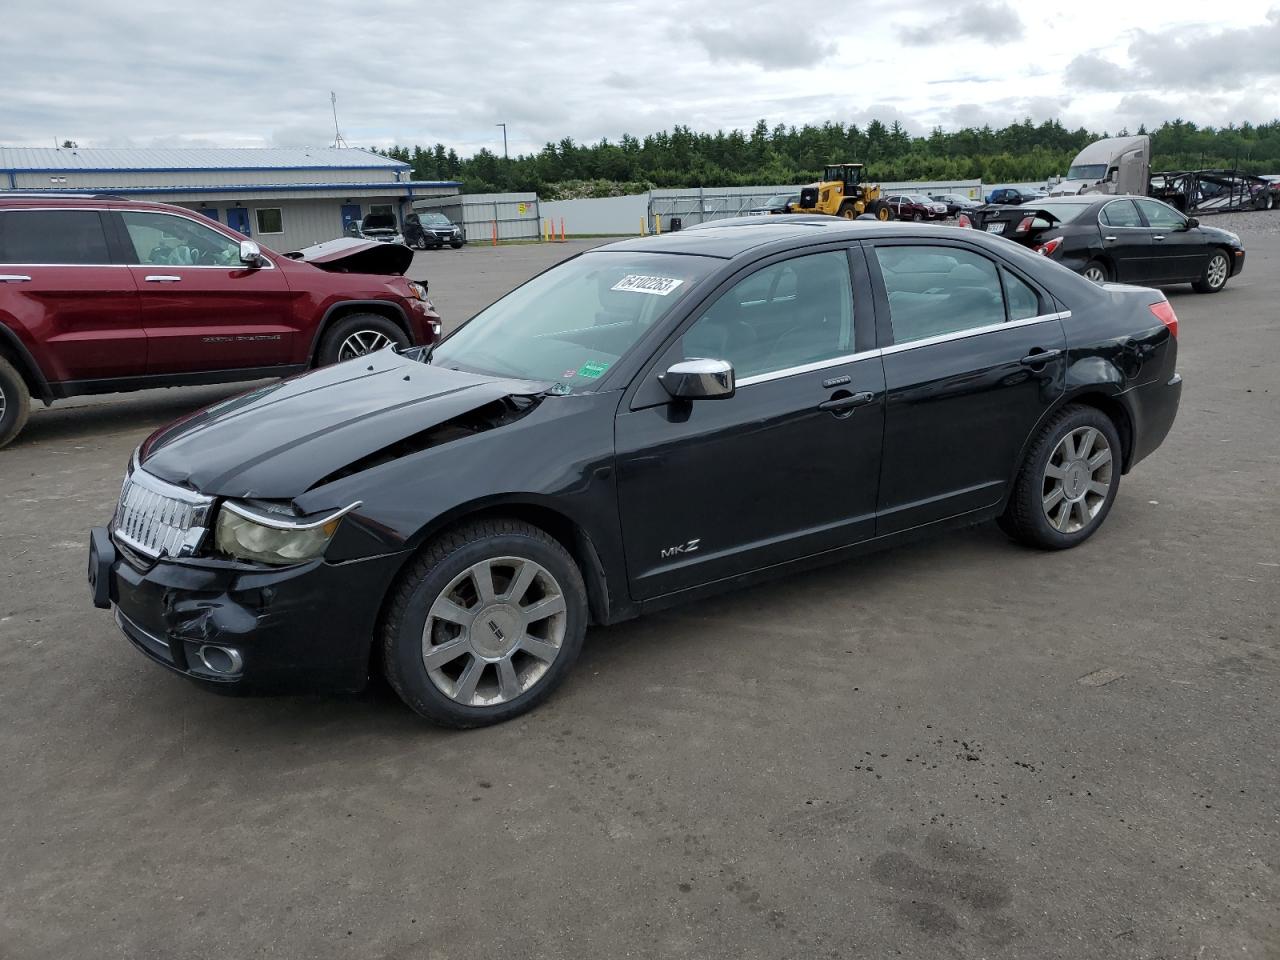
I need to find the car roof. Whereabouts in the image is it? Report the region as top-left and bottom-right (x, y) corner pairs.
(595, 217), (1011, 259)
(1016, 194), (1143, 207)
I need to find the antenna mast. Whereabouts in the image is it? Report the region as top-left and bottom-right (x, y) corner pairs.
(330, 92), (348, 148)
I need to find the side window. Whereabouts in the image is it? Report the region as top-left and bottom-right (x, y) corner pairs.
(255, 208), (284, 235)
(875, 245), (1005, 345)
(1100, 200), (1142, 227)
(120, 211), (245, 267)
(682, 250), (854, 380)
(0, 210), (112, 264)
(1002, 268), (1040, 321)
(1135, 199), (1185, 230)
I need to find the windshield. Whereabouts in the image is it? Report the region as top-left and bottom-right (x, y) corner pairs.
(911, 196), (933, 203)
(430, 251), (715, 390)
(417, 212), (453, 226)
(363, 214), (397, 230)
(763, 194), (791, 207)
(1017, 202), (1089, 223)
(1066, 163), (1107, 181)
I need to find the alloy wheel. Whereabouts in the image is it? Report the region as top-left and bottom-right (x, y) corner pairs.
(1083, 265), (1107, 284)
(1206, 253), (1229, 290)
(421, 556), (568, 706)
(337, 330), (393, 361)
(1042, 426), (1113, 533)
(0, 382), (6, 422)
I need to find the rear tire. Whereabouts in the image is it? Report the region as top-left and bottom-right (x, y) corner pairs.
(317, 313), (410, 366)
(1082, 259), (1111, 284)
(999, 405), (1122, 550)
(1192, 249), (1230, 293)
(381, 519), (588, 727)
(0, 355), (32, 449)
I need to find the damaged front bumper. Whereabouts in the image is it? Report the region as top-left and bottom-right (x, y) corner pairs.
(89, 526), (407, 694)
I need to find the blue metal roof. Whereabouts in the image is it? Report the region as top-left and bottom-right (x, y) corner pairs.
(0, 180), (460, 196)
(0, 146), (410, 172)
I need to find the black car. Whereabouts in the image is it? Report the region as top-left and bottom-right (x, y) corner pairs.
(986, 188), (1040, 205)
(930, 193), (981, 216)
(963, 195), (1246, 291)
(405, 211), (466, 250)
(745, 194), (800, 216)
(88, 218), (1182, 727)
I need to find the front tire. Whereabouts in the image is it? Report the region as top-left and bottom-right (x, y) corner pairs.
(451, 240), (464, 249)
(381, 519), (588, 727)
(838, 202), (857, 220)
(0, 355), (32, 449)
(1192, 249), (1230, 293)
(911, 212), (924, 222)
(999, 405), (1121, 550)
(317, 313), (410, 365)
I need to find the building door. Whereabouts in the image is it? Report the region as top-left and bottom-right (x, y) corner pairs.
(226, 207), (251, 236)
(340, 204), (362, 233)
(199, 208), (220, 223)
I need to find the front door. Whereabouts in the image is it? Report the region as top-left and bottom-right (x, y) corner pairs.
(112, 209), (296, 373)
(225, 207), (251, 236)
(341, 204), (362, 234)
(615, 248), (885, 601)
(868, 240), (1066, 533)
(1135, 198), (1207, 283)
(0, 207), (145, 383)
(1097, 199), (1152, 282)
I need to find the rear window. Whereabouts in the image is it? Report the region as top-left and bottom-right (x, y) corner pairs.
(0, 209), (112, 264)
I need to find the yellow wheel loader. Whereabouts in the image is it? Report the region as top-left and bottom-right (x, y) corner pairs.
(793, 164), (892, 221)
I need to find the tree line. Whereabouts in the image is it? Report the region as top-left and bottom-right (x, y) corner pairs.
(380, 117), (1280, 198)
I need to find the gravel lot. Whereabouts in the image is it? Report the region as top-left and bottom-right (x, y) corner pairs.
(2, 220), (1277, 959)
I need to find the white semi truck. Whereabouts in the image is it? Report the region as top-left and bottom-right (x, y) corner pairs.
(1050, 135), (1150, 197)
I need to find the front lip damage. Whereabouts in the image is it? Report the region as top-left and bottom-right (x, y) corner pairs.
(139, 351), (548, 503)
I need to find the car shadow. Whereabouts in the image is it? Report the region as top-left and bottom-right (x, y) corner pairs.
(16, 383), (267, 447)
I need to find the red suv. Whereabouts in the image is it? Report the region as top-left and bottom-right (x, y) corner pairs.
(0, 195), (441, 447)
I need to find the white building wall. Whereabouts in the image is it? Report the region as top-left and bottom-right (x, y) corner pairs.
(13, 167), (397, 190)
(172, 197), (405, 253)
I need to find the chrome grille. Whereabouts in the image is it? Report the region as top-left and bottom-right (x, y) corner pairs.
(112, 462), (214, 560)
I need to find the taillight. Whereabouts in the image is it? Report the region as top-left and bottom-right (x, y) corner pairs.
(1150, 299), (1178, 338)
(957, 213), (972, 229)
(1035, 236), (1064, 256)
(1015, 216), (1036, 233)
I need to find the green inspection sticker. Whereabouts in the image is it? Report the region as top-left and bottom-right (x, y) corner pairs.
(577, 360), (611, 379)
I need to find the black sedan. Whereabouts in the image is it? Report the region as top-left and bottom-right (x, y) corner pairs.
(88, 218), (1182, 727)
(963, 195), (1246, 291)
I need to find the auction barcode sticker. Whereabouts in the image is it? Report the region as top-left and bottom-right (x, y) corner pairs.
(611, 275), (685, 296)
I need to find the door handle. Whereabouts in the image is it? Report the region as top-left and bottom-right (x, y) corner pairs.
(1152, 235), (1165, 241)
(0, 274), (32, 282)
(144, 275), (182, 282)
(818, 391), (875, 412)
(1020, 348), (1062, 366)
(1102, 236), (1117, 242)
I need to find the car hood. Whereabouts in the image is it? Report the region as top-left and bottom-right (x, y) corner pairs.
(139, 351), (547, 501)
(287, 237), (414, 275)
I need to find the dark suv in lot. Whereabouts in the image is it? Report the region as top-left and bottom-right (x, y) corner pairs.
(0, 195), (441, 447)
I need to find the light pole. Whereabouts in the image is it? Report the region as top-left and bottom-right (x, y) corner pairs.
(496, 123), (508, 160)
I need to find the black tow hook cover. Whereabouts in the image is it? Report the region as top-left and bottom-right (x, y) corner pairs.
(87, 526), (116, 609)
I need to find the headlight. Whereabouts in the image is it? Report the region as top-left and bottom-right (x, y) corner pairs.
(214, 500), (361, 565)
(408, 281), (430, 301)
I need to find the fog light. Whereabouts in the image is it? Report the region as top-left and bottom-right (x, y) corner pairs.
(197, 645), (243, 676)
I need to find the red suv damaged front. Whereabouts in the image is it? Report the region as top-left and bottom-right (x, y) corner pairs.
(0, 195), (440, 447)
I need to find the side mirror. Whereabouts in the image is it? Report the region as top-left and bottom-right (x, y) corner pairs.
(659, 359), (735, 401)
(1184, 217), (1199, 230)
(239, 239), (264, 266)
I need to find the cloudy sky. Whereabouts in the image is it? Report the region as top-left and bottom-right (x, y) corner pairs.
(3, 1), (1277, 156)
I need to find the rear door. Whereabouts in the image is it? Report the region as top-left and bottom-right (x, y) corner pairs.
(111, 209), (297, 373)
(1134, 198), (1207, 283)
(1097, 199), (1152, 282)
(615, 246), (885, 600)
(0, 207), (144, 383)
(867, 240), (1066, 533)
